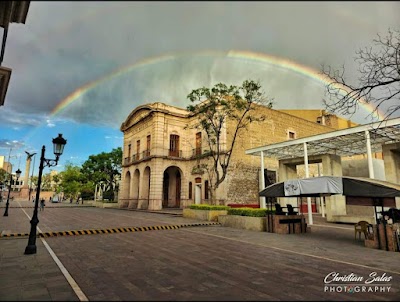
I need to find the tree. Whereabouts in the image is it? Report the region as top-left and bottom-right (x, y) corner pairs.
(0, 168), (7, 182)
(80, 147), (122, 201)
(0, 169), (7, 192)
(52, 173), (62, 193)
(321, 28), (400, 121)
(187, 80), (272, 204)
(40, 173), (52, 191)
(59, 162), (84, 199)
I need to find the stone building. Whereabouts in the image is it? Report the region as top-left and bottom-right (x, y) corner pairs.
(119, 102), (345, 210)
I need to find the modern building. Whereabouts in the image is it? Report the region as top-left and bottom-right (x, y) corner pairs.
(119, 102), (349, 210)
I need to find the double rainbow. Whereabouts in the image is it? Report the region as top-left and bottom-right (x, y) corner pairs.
(51, 50), (384, 120)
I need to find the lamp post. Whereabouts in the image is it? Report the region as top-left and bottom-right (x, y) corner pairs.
(3, 168), (21, 216)
(24, 134), (67, 255)
(28, 152), (37, 201)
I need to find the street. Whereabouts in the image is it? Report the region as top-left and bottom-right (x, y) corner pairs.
(0, 200), (399, 301)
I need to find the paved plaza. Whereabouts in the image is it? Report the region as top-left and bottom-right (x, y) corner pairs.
(0, 199), (399, 301)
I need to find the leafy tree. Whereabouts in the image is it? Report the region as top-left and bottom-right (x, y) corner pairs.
(41, 173), (52, 191)
(59, 162), (84, 199)
(52, 173), (62, 193)
(0, 168), (7, 183)
(187, 80), (272, 203)
(30, 175), (38, 190)
(81, 147), (122, 201)
(321, 28), (400, 121)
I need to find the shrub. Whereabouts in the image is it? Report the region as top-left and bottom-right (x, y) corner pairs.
(103, 190), (114, 201)
(80, 189), (94, 200)
(189, 204), (230, 211)
(227, 208), (275, 217)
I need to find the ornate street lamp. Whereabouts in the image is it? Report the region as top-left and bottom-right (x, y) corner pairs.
(3, 168), (21, 216)
(25, 134), (67, 255)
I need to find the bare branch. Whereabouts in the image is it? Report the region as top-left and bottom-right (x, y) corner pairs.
(321, 28), (400, 121)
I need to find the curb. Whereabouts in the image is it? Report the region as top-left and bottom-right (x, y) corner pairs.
(0, 206), (95, 208)
(0, 222), (221, 239)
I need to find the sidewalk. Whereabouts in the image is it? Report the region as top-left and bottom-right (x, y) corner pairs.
(0, 200), (79, 301)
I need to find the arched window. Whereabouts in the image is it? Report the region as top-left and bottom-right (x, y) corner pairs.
(189, 182), (193, 199)
(204, 180), (209, 200)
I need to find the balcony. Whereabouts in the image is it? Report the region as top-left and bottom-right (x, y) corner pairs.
(123, 157), (131, 166)
(123, 148), (217, 166)
(191, 148), (213, 159)
(142, 149), (151, 159)
(168, 149), (182, 158)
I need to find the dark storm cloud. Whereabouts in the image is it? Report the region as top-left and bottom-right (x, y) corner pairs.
(1, 1), (399, 127)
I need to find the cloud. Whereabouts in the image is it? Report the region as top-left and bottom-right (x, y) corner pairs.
(46, 120), (55, 127)
(0, 139), (25, 149)
(1, 1), (399, 130)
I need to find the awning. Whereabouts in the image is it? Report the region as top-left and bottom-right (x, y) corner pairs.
(259, 176), (400, 198)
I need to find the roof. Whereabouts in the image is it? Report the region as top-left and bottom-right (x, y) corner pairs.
(0, 1), (30, 27)
(245, 117), (400, 159)
(259, 176), (400, 198)
(0, 66), (11, 106)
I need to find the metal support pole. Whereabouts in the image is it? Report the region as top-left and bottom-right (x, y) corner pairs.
(3, 148), (12, 216)
(24, 146), (45, 255)
(3, 172), (13, 216)
(303, 142), (313, 225)
(365, 130), (375, 179)
(260, 151), (266, 209)
(29, 154), (36, 201)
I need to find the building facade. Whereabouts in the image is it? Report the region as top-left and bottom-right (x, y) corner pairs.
(119, 102), (340, 210)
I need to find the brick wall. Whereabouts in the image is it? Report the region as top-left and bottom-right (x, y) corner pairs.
(225, 105), (335, 203)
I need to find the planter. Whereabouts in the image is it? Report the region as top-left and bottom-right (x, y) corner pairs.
(183, 208), (228, 222)
(227, 204), (260, 208)
(218, 215), (267, 232)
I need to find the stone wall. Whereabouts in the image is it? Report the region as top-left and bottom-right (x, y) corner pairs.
(225, 105), (335, 204)
(120, 102), (350, 208)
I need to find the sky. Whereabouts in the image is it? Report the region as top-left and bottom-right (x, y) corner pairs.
(0, 1), (399, 178)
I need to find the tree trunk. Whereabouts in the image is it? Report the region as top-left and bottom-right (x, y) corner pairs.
(209, 186), (217, 205)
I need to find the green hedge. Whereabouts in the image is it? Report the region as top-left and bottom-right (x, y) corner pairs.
(227, 208), (275, 217)
(189, 204), (230, 211)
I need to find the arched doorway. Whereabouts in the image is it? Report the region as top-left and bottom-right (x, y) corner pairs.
(132, 169), (140, 200)
(140, 167), (151, 209)
(162, 166), (182, 208)
(123, 171), (131, 199)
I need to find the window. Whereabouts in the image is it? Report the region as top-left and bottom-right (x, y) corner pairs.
(146, 135), (151, 157)
(195, 132), (202, 155)
(136, 140), (140, 158)
(288, 131), (296, 140)
(188, 182), (193, 199)
(204, 180), (209, 200)
(169, 134), (180, 157)
(128, 144), (131, 158)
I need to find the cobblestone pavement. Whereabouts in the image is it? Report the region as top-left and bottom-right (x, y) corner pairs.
(0, 199), (399, 301)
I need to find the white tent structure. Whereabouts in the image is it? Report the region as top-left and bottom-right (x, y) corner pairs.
(246, 117), (400, 225)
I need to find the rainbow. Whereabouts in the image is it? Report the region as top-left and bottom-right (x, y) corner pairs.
(51, 50), (385, 120)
